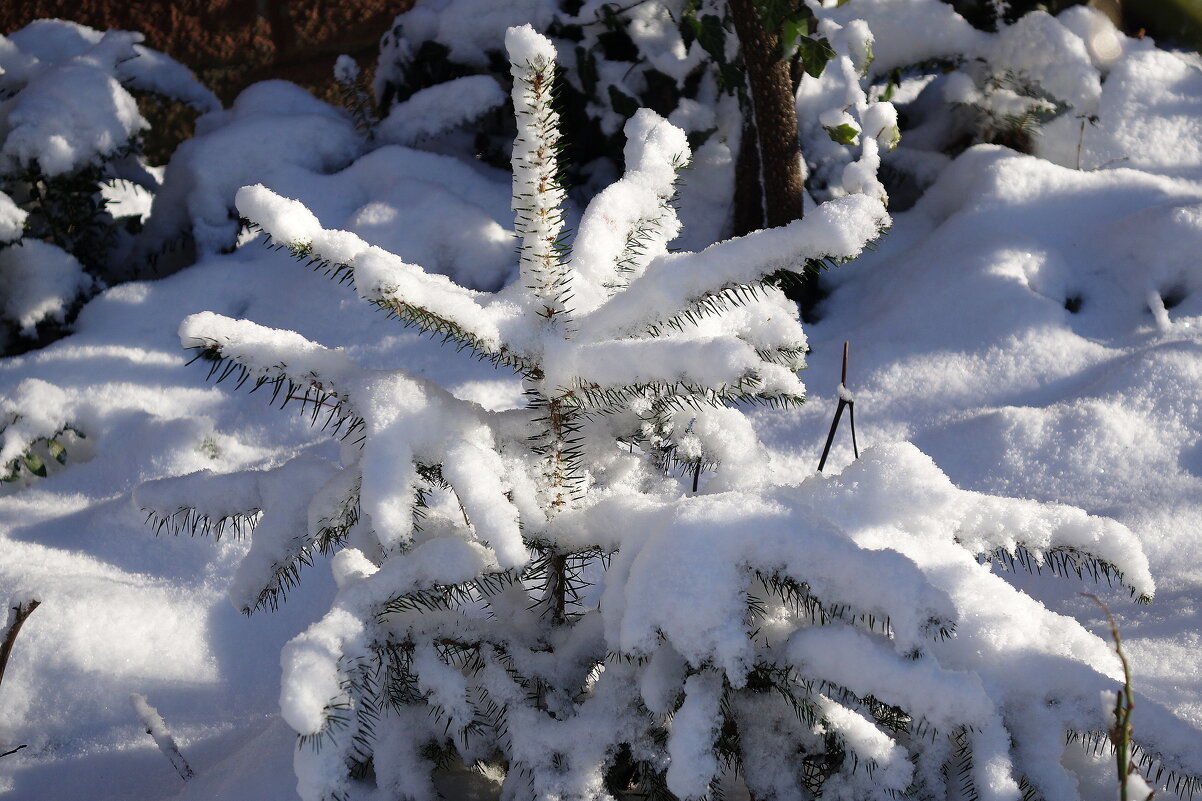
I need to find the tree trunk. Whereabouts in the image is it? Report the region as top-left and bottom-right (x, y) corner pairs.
(727, 0), (804, 228)
(732, 106), (766, 237)
(258, 0), (297, 58)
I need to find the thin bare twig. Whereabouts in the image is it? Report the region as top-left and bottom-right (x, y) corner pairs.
(1082, 593), (1155, 801)
(0, 600), (40, 691)
(0, 600), (39, 760)
(131, 694), (195, 780)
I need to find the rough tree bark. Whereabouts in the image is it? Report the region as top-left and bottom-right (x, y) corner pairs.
(727, 0), (804, 229)
(732, 109), (766, 237)
(258, 0), (298, 56)
(728, 0), (827, 319)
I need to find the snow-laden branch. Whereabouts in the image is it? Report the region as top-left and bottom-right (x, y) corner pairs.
(234, 186), (529, 369)
(137, 457), (343, 613)
(569, 108), (688, 315)
(578, 193), (890, 341)
(129, 693), (195, 780)
(376, 75), (505, 145)
(507, 25), (570, 323)
(178, 313), (524, 571)
(540, 335), (807, 406)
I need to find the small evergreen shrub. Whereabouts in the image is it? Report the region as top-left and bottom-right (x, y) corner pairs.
(0, 19), (218, 353)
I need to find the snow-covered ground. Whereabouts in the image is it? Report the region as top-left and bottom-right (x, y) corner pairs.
(4, 6), (1202, 801)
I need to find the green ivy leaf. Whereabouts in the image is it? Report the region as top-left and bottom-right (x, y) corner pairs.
(597, 28), (639, 62)
(678, 0), (701, 47)
(780, 17), (808, 61)
(717, 62), (744, 95)
(607, 85), (639, 118)
(798, 36), (836, 79)
(825, 123), (861, 145)
(756, 0), (797, 33)
(600, 3), (624, 32)
(575, 46), (599, 97)
(879, 124), (901, 151)
(48, 438), (67, 464)
(695, 14), (728, 65)
(860, 38), (875, 76)
(878, 68), (902, 102)
(641, 68), (680, 116)
(23, 452), (47, 478)
(687, 127), (718, 150)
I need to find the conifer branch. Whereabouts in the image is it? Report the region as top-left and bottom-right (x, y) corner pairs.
(333, 56), (378, 139)
(143, 506), (261, 539)
(526, 390), (587, 512)
(297, 652), (383, 772)
(182, 345), (365, 441)
(1068, 730), (1202, 799)
(509, 39), (572, 328)
(526, 547), (603, 623)
(376, 568), (525, 621)
(610, 211), (672, 285)
(750, 571), (958, 644)
(601, 152), (688, 295)
(640, 257), (838, 343)
(253, 227), (535, 374)
(372, 296), (535, 374)
(643, 281), (777, 338)
(979, 544), (1153, 605)
(721, 664), (912, 795)
(246, 479), (362, 615)
(571, 378), (806, 417)
(949, 727), (979, 801)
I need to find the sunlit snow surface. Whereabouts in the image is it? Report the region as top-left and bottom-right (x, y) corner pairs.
(4, 9), (1202, 801)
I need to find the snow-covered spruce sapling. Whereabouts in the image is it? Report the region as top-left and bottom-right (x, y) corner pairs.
(138, 24), (1202, 801)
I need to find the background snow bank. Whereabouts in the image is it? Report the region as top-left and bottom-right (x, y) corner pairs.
(2, 5), (1202, 801)
(770, 145), (1202, 735)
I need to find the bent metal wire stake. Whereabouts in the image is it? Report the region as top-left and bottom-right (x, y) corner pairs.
(817, 341), (859, 472)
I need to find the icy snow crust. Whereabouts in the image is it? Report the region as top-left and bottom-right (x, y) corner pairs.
(1, 6), (1202, 801)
